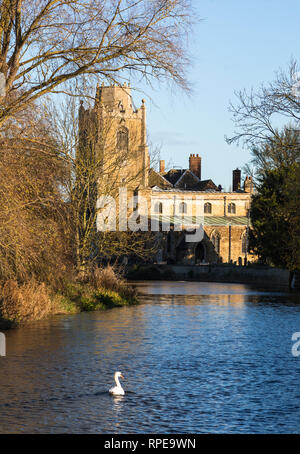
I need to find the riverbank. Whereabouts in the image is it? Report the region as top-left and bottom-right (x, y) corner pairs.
(0, 267), (138, 330)
(55, 281), (138, 315)
(126, 264), (294, 288)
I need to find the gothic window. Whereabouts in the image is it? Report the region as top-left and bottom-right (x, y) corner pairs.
(228, 202), (236, 214)
(179, 202), (187, 214)
(204, 202), (212, 214)
(211, 231), (221, 255)
(195, 242), (205, 263)
(242, 232), (247, 254)
(155, 202), (163, 214)
(117, 127), (129, 151)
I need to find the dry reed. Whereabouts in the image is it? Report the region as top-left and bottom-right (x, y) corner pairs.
(0, 279), (56, 323)
(86, 265), (137, 300)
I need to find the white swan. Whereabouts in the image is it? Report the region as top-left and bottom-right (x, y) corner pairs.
(109, 371), (125, 395)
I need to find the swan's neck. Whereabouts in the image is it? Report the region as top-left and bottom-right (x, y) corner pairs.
(115, 375), (122, 388)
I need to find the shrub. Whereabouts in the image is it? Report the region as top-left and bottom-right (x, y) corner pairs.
(86, 266), (137, 300)
(0, 279), (56, 323)
(0, 266), (138, 326)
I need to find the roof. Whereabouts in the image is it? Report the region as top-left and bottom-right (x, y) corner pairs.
(203, 216), (249, 226)
(150, 168), (220, 191)
(164, 169), (185, 186)
(148, 169), (173, 189)
(174, 169), (202, 189)
(152, 215), (250, 227)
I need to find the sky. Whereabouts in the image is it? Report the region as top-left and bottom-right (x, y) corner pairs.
(129, 0), (300, 190)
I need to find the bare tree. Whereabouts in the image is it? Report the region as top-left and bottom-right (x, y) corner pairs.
(0, 0), (192, 127)
(0, 102), (71, 286)
(242, 127), (300, 179)
(226, 60), (300, 179)
(47, 92), (158, 272)
(227, 60), (300, 147)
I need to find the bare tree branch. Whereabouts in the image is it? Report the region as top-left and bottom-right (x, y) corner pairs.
(226, 59), (300, 149)
(0, 0), (193, 126)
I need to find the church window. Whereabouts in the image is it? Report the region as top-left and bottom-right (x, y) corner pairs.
(155, 202), (163, 214)
(228, 202), (236, 214)
(211, 231), (221, 255)
(204, 202), (212, 214)
(117, 127), (129, 151)
(179, 202), (187, 214)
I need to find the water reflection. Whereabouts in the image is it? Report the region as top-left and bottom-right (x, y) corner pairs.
(112, 394), (125, 414)
(0, 281), (299, 434)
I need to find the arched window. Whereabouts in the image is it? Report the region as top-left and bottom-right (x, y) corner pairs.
(204, 202), (212, 214)
(228, 202), (236, 214)
(242, 231), (247, 254)
(179, 202), (187, 214)
(211, 231), (221, 255)
(195, 242), (206, 263)
(117, 127), (129, 151)
(155, 202), (163, 214)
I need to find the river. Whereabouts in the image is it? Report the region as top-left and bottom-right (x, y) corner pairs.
(0, 281), (299, 433)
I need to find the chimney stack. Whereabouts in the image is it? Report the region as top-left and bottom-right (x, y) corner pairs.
(232, 168), (241, 192)
(244, 175), (253, 193)
(159, 160), (165, 174)
(189, 154), (201, 179)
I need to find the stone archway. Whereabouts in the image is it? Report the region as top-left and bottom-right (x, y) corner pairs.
(195, 242), (205, 264)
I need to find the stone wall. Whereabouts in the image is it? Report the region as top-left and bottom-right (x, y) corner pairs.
(127, 264), (291, 288)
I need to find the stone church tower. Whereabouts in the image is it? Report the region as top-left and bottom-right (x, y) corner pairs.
(78, 83), (150, 198)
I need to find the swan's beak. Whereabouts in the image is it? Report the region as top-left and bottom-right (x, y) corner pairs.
(120, 374), (124, 379)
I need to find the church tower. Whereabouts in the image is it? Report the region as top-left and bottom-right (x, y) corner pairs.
(79, 83), (150, 197)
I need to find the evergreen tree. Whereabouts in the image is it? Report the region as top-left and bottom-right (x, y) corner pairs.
(249, 164), (300, 271)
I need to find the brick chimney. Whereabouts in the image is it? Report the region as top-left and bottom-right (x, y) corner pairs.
(244, 175), (253, 193)
(232, 168), (241, 191)
(159, 160), (165, 174)
(189, 154), (201, 179)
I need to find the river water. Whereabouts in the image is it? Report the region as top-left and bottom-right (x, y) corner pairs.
(0, 281), (299, 434)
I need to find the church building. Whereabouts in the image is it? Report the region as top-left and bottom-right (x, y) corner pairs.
(78, 84), (255, 265)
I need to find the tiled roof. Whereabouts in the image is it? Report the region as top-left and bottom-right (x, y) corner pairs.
(150, 168), (219, 192)
(204, 216), (249, 226)
(148, 169), (173, 189)
(174, 169), (200, 189)
(163, 169), (185, 186)
(152, 215), (249, 226)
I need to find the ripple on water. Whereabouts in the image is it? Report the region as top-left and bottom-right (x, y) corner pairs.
(0, 281), (299, 433)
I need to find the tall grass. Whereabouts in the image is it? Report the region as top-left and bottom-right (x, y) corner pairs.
(0, 279), (56, 323)
(87, 265), (137, 300)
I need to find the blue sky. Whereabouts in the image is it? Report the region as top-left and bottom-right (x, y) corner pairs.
(131, 0), (300, 190)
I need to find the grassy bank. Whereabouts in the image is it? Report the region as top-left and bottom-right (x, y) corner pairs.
(0, 267), (138, 330)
